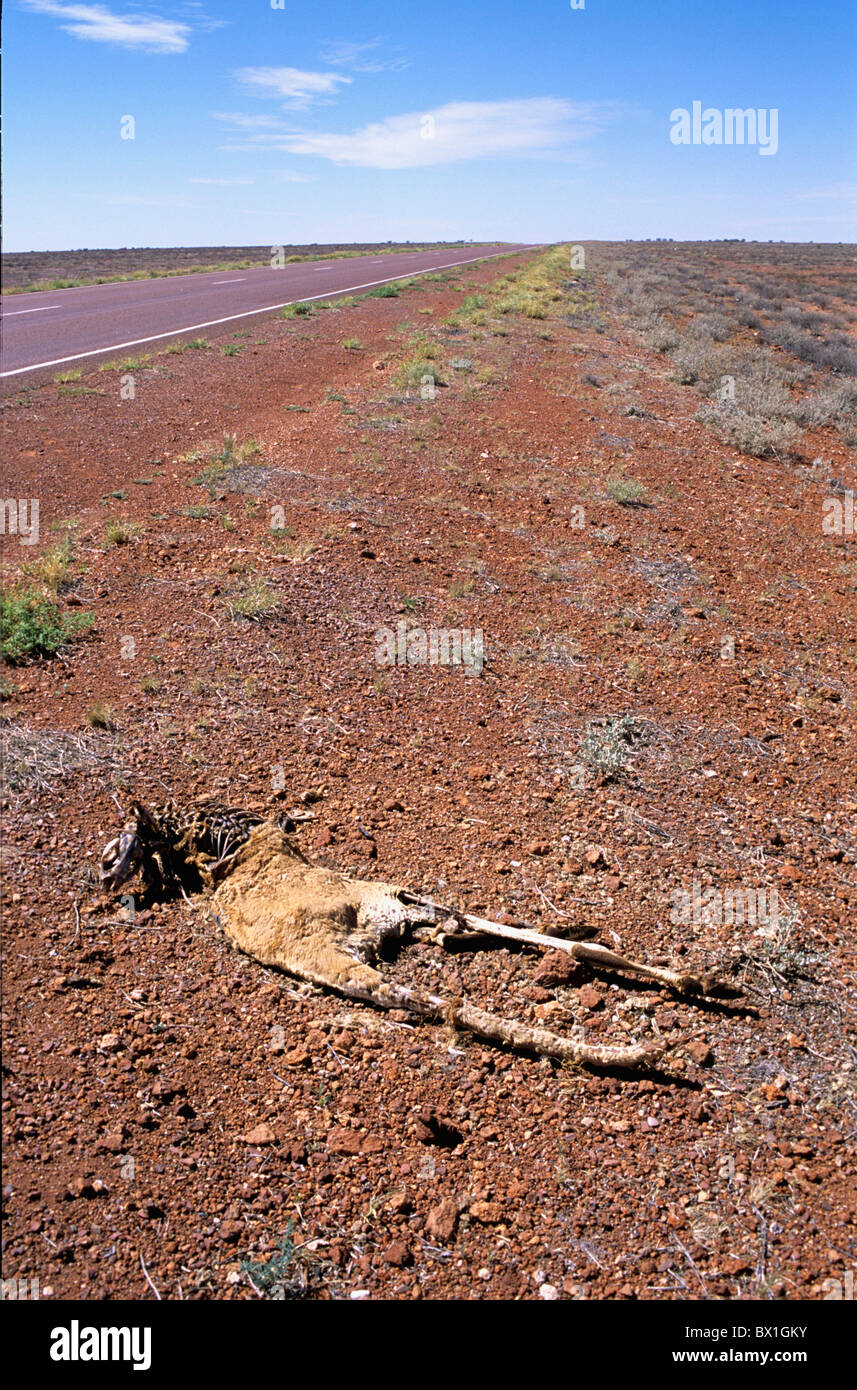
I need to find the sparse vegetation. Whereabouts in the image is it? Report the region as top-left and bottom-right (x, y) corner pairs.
(580, 715), (639, 780)
(0, 587), (93, 663)
(241, 1224), (297, 1297)
(280, 302), (315, 319)
(86, 702), (115, 730)
(23, 538), (76, 591)
(393, 338), (447, 391)
(222, 573), (281, 621)
(104, 518), (139, 546)
(99, 353), (152, 372)
(696, 402), (800, 458)
(190, 435), (262, 495)
(606, 473), (646, 506)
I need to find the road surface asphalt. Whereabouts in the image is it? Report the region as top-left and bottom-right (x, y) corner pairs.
(1, 244), (535, 382)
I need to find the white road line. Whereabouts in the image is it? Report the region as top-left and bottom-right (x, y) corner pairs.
(4, 305), (62, 315)
(0, 247), (537, 377)
(213, 278), (246, 285)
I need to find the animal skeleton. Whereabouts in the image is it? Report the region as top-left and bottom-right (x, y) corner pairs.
(100, 800), (725, 1071)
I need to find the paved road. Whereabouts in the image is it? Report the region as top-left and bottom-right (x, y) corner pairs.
(1, 244), (535, 381)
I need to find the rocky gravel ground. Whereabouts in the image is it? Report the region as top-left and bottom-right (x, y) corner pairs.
(2, 244), (855, 1301)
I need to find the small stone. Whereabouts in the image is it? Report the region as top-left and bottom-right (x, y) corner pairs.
(327, 1127), (363, 1156)
(98, 1033), (122, 1053)
(686, 1041), (713, 1067)
(578, 985), (604, 1012)
(97, 1131), (126, 1154)
(242, 1123), (276, 1146)
(426, 1199), (458, 1243)
(66, 1177), (101, 1200)
(468, 1200), (503, 1224)
(219, 1220), (244, 1244)
(383, 1241), (411, 1267)
(533, 953), (584, 988)
(528, 986), (553, 1004)
(284, 1048), (310, 1068)
(539, 1283), (560, 1300)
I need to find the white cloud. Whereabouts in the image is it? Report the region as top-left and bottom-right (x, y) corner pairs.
(268, 170), (316, 183)
(318, 38), (408, 73)
(23, 1), (191, 53)
(188, 176), (254, 186)
(277, 98), (609, 169)
(234, 66), (351, 109)
(211, 111), (285, 130)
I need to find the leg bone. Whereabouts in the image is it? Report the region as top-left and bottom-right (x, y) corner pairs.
(401, 894), (717, 995)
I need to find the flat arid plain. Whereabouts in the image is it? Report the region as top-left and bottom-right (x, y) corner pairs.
(1, 242), (855, 1301)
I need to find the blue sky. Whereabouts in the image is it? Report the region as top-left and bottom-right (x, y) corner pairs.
(5, 0), (856, 250)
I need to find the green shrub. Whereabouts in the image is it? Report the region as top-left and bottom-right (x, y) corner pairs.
(606, 474), (646, 506)
(1, 587), (93, 663)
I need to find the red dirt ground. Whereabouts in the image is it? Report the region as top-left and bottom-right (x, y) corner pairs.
(1, 246), (855, 1301)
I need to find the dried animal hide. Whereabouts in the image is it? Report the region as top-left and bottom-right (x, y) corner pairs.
(202, 823), (713, 1070)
